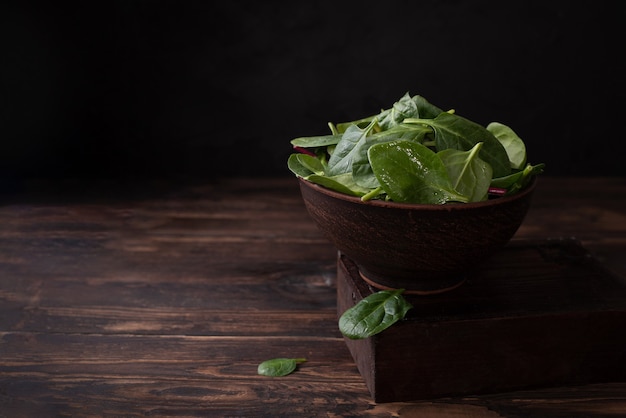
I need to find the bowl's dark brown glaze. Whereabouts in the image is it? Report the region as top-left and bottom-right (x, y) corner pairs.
(298, 177), (537, 294)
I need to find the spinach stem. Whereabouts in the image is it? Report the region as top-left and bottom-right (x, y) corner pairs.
(361, 186), (383, 202)
(453, 142), (483, 190)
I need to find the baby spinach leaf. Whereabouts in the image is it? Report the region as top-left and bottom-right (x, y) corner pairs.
(327, 119), (378, 176)
(291, 133), (342, 148)
(378, 92), (418, 130)
(487, 122), (527, 169)
(405, 112), (511, 178)
(438, 142), (492, 202)
(288, 154), (370, 197)
(335, 115), (380, 133)
(335, 92), (442, 133)
(352, 123), (433, 189)
(287, 153), (325, 177)
(288, 154), (314, 178)
(411, 94), (444, 119)
(339, 289), (413, 339)
(306, 173), (371, 197)
(368, 140), (469, 204)
(257, 358), (306, 377)
(491, 162), (545, 194)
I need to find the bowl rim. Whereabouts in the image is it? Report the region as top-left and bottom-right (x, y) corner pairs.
(298, 175), (537, 211)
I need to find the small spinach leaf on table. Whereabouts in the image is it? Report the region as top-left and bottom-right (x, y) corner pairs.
(257, 358), (307, 377)
(339, 289), (413, 339)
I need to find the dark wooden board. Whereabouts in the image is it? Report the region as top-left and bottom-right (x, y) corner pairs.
(338, 238), (626, 403)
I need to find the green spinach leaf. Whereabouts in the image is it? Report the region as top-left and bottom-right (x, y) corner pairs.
(405, 112), (511, 178)
(487, 122), (527, 169)
(411, 94), (444, 119)
(368, 140), (468, 204)
(339, 289), (413, 339)
(287, 153), (325, 177)
(335, 92), (442, 133)
(491, 162), (545, 194)
(257, 358), (307, 377)
(327, 119), (378, 176)
(291, 134), (342, 148)
(306, 173), (371, 197)
(352, 123), (433, 189)
(438, 142), (492, 202)
(288, 154), (370, 196)
(378, 92), (419, 130)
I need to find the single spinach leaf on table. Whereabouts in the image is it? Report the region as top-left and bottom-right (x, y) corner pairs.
(438, 142), (493, 202)
(257, 358), (307, 377)
(339, 289), (413, 339)
(405, 112), (511, 178)
(368, 140), (469, 204)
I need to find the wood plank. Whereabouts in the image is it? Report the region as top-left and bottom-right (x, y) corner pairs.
(2, 331), (625, 417)
(2, 307), (341, 337)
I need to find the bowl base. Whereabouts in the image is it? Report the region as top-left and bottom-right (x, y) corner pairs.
(358, 269), (467, 295)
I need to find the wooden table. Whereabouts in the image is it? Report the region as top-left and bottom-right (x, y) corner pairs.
(1, 176), (625, 417)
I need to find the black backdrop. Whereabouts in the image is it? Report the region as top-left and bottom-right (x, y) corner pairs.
(1, 1), (624, 189)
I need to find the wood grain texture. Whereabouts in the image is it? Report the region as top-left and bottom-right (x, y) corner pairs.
(0, 176), (625, 417)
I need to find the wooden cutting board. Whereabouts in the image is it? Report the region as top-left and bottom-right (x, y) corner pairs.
(337, 238), (626, 403)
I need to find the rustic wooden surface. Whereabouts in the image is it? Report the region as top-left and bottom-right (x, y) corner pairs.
(0, 176), (625, 417)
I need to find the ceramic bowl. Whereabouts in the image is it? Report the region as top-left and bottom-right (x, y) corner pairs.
(298, 177), (537, 294)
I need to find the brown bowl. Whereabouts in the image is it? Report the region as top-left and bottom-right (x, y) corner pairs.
(298, 177), (537, 294)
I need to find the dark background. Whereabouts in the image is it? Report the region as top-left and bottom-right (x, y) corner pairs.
(1, 0), (624, 192)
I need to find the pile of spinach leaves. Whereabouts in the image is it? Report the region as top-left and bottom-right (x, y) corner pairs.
(288, 92), (544, 204)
